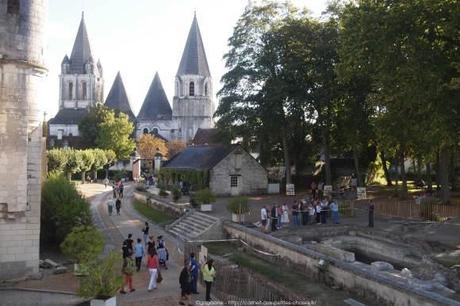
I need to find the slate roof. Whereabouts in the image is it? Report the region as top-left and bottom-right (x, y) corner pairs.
(69, 13), (93, 74)
(137, 72), (172, 121)
(105, 72), (136, 122)
(192, 128), (220, 145)
(48, 108), (89, 125)
(177, 14), (211, 77)
(163, 145), (237, 170)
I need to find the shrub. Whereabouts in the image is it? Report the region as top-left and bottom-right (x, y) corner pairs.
(41, 173), (92, 245)
(227, 196), (250, 214)
(60, 226), (104, 264)
(78, 251), (123, 299)
(194, 188), (216, 205)
(172, 187), (182, 202)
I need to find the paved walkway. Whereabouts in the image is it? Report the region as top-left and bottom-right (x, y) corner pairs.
(81, 183), (201, 306)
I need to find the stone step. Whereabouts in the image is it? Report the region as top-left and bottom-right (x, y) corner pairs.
(194, 211), (219, 222)
(171, 223), (202, 237)
(169, 228), (192, 241)
(184, 214), (216, 227)
(180, 218), (210, 231)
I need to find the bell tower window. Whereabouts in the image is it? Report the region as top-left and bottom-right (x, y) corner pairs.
(7, 0), (20, 15)
(189, 82), (195, 96)
(68, 82), (73, 100)
(82, 81), (87, 99)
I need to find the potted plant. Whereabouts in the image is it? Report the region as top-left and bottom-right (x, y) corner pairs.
(194, 188), (216, 212)
(172, 186), (182, 202)
(78, 251), (123, 306)
(227, 196), (250, 223)
(60, 226), (104, 275)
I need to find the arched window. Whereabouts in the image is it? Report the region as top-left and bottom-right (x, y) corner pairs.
(189, 82), (195, 96)
(82, 81), (87, 99)
(68, 82), (73, 100)
(152, 128), (159, 135)
(7, 0), (20, 15)
(204, 83), (208, 96)
(143, 128), (149, 134)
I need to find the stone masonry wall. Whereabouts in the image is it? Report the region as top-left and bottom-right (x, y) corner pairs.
(0, 0), (47, 280)
(210, 149), (268, 196)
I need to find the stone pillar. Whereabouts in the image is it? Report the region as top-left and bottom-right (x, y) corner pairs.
(0, 0), (48, 280)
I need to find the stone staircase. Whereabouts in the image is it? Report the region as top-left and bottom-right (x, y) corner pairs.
(167, 211), (221, 241)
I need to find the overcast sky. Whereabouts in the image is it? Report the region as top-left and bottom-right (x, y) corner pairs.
(43, 0), (329, 118)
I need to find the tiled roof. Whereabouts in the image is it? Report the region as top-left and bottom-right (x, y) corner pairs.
(191, 128), (220, 145)
(137, 72), (172, 121)
(48, 108), (89, 125)
(163, 145), (237, 170)
(177, 14), (211, 77)
(105, 72), (136, 122)
(69, 13), (93, 74)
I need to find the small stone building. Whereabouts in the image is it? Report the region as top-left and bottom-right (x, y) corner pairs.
(163, 145), (268, 196)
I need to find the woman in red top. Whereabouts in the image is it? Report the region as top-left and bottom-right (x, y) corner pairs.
(146, 249), (160, 291)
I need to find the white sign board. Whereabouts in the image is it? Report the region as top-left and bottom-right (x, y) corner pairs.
(357, 187), (367, 200)
(199, 245), (208, 265)
(286, 184), (295, 196)
(323, 185), (333, 197)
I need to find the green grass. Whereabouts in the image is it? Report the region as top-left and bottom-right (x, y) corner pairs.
(204, 242), (239, 256)
(132, 200), (175, 225)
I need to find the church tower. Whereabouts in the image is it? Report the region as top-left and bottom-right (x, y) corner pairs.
(172, 13), (214, 143)
(48, 12), (103, 148)
(0, 0), (47, 279)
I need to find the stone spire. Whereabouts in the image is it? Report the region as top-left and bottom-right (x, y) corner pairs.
(105, 72), (135, 122)
(176, 14), (211, 77)
(137, 72), (172, 121)
(69, 12), (93, 74)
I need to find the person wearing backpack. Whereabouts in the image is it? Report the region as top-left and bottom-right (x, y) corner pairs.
(120, 252), (135, 294)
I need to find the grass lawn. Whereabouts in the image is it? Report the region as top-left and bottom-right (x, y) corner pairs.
(132, 200), (175, 225)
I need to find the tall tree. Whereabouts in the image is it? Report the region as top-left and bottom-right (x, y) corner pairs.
(96, 110), (135, 160)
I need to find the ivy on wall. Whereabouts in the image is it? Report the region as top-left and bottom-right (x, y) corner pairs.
(159, 168), (208, 190)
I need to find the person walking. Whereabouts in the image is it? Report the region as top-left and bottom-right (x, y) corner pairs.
(120, 252), (136, 294)
(320, 198), (328, 224)
(134, 238), (144, 272)
(115, 197), (122, 215)
(308, 203), (315, 225)
(157, 236), (168, 269)
(146, 249), (160, 291)
(147, 235), (155, 255)
(368, 200), (374, 228)
(104, 177), (109, 189)
(292, 201), (299, 226)
(281, 203), (289, 226)
(201, 259), (216, 302)
(270, 204), (278, 232)
(122, 234), (134, 258)
(189, 252), (200, 294)
(260, 206), (268, 233)
(179, 259), (193, 306)
(142, 222), (150, 245)
(330, 199), (340, 224)
(315, 201), (321, 224)
(119, 181), (124, 198)
(107, 197), (114, 216)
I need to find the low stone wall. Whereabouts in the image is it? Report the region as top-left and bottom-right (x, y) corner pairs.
(224, 222), (460, 306)
(133, 191), (188, 218)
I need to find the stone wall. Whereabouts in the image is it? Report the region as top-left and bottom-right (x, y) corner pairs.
(224, 222), (459, 306)
(0, 0), (47, 280)
(210, 149), (268, 196)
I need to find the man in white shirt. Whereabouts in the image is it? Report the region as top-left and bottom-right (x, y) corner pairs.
(260, 206), (268, 232)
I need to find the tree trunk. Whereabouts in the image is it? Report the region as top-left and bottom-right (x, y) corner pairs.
(439, 145), (450, 204)
(400, 151), (408, 197)
(352, 146), (362, 187)
(322, 128), (332, 185)
(380, 150), (392, 186)
(281, 127), (291, 184)
(93, 170), (98, 182)
(67, 172), (72, 181)
(81, 171), (86, 184)
(426, 162), (432, 192)
(105, 166), (109, 179)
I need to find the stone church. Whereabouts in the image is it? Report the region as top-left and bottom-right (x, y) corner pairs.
(48, 12), (214, 147)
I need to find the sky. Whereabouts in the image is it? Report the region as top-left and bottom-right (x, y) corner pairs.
(43, 0), (329, 119)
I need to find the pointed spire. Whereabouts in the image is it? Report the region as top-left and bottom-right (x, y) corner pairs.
(137, 72), (172, 121)
(176, 13), (211, 77)
(105, 72), (135, 122)
(69, 12), (93, 74)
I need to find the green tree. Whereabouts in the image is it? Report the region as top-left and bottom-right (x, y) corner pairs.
(80, 150), (95, 184)
(90, 149), (108, 180)
(47, 148), (68, 173)
(63, 149), (84, 180)
(78, 104), (108, 148)
(41, 173), (92, 245)
(60, 226), (104, 264)
(96, 110), (135, 160)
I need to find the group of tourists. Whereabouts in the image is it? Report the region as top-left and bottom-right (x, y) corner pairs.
(179, 252), (217, 305)
(119, 223), (169, 294)
(105, 179), (125, 216)
(260, 196), (340, 232)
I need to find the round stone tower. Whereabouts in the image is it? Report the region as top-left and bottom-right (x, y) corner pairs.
(0, 0), (47, 279)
